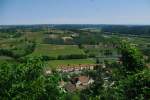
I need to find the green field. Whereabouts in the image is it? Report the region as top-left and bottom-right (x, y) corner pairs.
(46, 59), (95, 68)
(29, 44), (85, 58)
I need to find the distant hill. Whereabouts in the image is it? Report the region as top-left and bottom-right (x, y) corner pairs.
(1, 24), (150, 35)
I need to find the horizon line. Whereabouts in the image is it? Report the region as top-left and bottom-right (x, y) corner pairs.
(1, 23), (150, 26)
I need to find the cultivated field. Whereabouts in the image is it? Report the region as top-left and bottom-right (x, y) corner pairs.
(29, 44), (85, 58)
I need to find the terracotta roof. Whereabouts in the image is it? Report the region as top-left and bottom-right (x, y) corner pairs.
(78, 76), (89, 83)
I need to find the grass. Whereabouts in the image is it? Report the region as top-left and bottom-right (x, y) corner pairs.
(46, 59), (95, 68)
(29, 44), (85, 58)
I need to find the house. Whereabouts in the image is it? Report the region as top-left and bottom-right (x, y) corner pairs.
(62, 75), (94, 92)
(77, 76), (90, 86)
(72, 76), (94, 87)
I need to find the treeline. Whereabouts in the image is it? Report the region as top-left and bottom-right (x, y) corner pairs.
(57, 54), (87, 60)
(101, 25), (150, 35)
(54, 25), (150, 35)
(1, 25), (150, 35)
(37, 54), (88, 61)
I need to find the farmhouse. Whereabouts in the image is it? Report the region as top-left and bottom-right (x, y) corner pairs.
(76, 76), (94, 86)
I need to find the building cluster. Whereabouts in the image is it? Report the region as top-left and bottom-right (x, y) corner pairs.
(59, 75), (94, 92)
(56, 64), (101, 73)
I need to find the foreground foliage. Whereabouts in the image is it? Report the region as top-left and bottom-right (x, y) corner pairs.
(116, 69), (150, 100)
(80, 41), (149, 100)
(0, 58), (64, 100)
(119, 41), (145, 73)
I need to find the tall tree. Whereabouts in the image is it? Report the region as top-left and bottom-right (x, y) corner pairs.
(116, 69), (150, 100)
(119, 41), (145, 73)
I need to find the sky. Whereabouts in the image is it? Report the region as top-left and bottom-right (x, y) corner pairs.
(0, 0), (150, 25)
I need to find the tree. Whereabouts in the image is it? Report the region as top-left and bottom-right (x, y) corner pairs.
(119, 41), (145, 73)
(116, 69), (150, 100)
(0, 57), (63, 100)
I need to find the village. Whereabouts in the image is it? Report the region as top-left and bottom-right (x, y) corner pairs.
(44, 63), (110, 93)
(45, 64), (105, 75)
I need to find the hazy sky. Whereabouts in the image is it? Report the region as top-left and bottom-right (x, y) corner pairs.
(0, 0), (150, 25)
